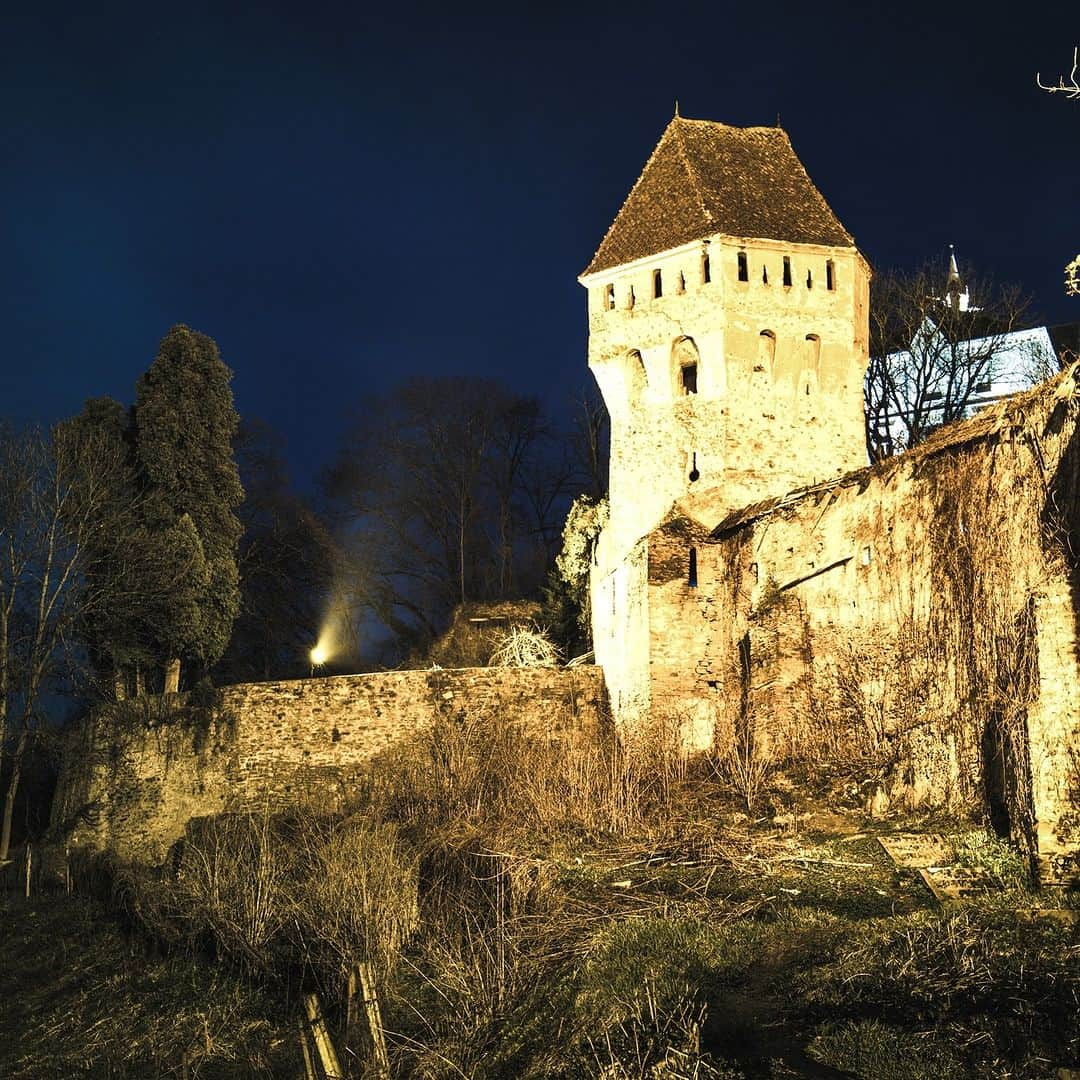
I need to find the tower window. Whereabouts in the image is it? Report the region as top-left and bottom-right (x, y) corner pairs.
(757, 330), (776, 376)
(653, 269), (663, 298)
(783, 256), (792, 287)
(826, 260), (835, 291)
(737, 251), (748, 282)
(677, 270), (686, 294)
(806, 268), (813, 289)
(689, 451), (700, 483)
(688, 547), (698, 588)
(681, 363), (698, 395)
(702, 252), (711, 284)
(629, 285), (636, 310)
(762, 264), (769, 285)
(605, 283), (615, 310)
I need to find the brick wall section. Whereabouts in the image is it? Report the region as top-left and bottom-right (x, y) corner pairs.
(51, 666), (608, 864)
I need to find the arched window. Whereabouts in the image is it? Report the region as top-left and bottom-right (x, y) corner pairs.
(653, 269), (663, 298)
(826, 260), (836, 291)
(756, 330), (776, 376)
(782, 256), (793, 287)
(605, 283), (615, 310)
(672, 336), (700, 396)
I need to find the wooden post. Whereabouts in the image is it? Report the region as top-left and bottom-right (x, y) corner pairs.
(164, 658), (181, 695)
(24, 843), (31, 899)
(303, 992), (343, 1079)
(357, 962), (390, 1079)
(297, 1014), (317, 1080)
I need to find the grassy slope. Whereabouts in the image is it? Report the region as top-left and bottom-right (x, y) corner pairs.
(0, 893), (297, 1079)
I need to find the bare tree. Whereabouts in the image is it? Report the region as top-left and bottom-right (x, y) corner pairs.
(865, 265), (1037, 461)
(322, 377), (579, 661)
(0, 421), (142, 861)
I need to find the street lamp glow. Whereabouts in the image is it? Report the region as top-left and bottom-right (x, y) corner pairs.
(310, 643), (329, 667)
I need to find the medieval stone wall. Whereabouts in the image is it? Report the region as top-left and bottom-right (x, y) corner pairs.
(51, 666), (608, 864)
(641, 374), (1080, 859)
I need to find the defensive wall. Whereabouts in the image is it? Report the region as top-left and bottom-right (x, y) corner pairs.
(51, 665), (608, 864)
(638, 366), (1080, 864)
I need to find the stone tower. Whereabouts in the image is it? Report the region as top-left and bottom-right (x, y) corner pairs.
(580, 116), (871, 564)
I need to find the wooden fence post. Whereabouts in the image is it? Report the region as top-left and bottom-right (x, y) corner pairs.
(303, 992), (343, 1079)
(298, 1014), (317, 1080)
(356, 962), (391, 1078)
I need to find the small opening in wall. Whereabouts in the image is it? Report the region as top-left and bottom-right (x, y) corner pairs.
(826, 259), (835, 291)
(677, 271), (686, 294)
(681, 363), (698, 395)
(689, 451), (700, 483)
(737, 251), (748, 281)
(750, 561), (759, 581)
(688, 547), (698, 588)
(806, 268), (813, 288)
(653, 268), (663, 298)
(762, 264), (769, 285)
(331, 726), (341, 743)
(605, 283), (615, 310)
(629, 285), (636, 310)
(702, 252), (711, 283)
(861, 546), (872, 566)
(783, 256), (792, 287)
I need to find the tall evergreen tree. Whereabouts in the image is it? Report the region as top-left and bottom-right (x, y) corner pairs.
(133, 325), (244, 689)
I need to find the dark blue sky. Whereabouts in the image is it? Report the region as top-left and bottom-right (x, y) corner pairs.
(4, 4), (1078, 487)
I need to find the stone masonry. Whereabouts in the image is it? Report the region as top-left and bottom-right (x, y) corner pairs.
(51, 666), (607, 863)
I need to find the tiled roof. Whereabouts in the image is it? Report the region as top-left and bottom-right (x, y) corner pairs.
(582, 116), (855, 277)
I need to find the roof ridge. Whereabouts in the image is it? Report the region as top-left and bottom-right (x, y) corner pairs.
(671, 116), (714, 228)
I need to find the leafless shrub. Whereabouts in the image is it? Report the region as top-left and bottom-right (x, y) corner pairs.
(290, 815), (419, 985)
(711, 719), (773, 814)
(488, 624), (560, 668)
(174, 810), (295, 973)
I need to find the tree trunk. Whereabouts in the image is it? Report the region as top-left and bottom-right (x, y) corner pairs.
(164, 658), (181, 695)
(113, 667), (126, 702)
(0, 726), (29, 863)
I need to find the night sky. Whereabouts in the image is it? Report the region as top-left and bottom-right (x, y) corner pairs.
(4, 4), (1079, 488)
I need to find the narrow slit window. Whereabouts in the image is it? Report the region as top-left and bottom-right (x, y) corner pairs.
(688, 547), (698, 588)
(702, 252), (711, 284)
(689, 451), (700, 483)
(783, 256), (792, 287)
(737, 251), (748, 281)
(680, 363), (698, 395)
(677, 271), (686, 294)
(762, 264), (769, 285)
(629, 285), (636, 310)
(605, 283), (615, 310)
(826, 260), (835, 291)
(653, 269), (663, 298)
(806, 268), (813, 288)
